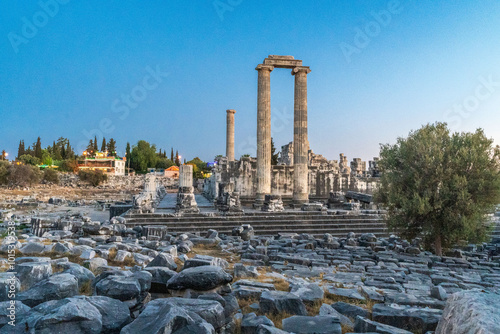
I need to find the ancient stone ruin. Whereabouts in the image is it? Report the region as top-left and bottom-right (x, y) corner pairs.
(204, 55), (379, 209)
(176, 164), (199, 214)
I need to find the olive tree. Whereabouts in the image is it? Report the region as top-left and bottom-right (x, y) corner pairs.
(376, 122), (500, 255)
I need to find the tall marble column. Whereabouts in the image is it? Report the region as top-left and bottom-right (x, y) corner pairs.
(292, 66), (311, 205)
(226, 109), (236, 161)
(255, 64), (274, 205)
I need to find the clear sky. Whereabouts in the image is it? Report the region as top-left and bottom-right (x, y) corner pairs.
(1, 1), (500, 163)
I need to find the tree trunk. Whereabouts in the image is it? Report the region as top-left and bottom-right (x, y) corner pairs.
(435, 234), (442, 256)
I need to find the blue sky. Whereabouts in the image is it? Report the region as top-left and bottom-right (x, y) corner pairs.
(1, 1), (500, 163)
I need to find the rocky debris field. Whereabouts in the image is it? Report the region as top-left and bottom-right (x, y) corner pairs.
(0, 174), (178, 204)
(0, 222), (499, 334)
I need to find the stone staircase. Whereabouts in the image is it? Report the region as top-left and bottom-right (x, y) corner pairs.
(491, 218), (500, 241)
(123, 211), (389, 238)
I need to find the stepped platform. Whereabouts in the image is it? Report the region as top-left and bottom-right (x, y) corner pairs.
(124, 210), (390, 238)
(491, 218), (500, 240)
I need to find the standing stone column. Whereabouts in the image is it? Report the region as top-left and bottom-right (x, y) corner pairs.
(176, 164), (199, 213)
(179, 164), (193, 188)
(292, 66), (311, 205)
(226, 109), (236, 161)
(255, 64), (274, 206)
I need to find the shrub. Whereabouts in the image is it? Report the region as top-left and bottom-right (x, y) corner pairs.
(43, 168), (59, 184)
(0, 162), (9, 185)
(7, 164), (41, 187)
(17, 154), (40, 166)
(78, 169), (108, 186)
(59, 159), (79, 173)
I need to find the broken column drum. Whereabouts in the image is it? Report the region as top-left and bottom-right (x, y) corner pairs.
(176, 164), (199, 213)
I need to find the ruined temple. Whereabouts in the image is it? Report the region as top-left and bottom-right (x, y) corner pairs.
(203, 55), (380, 205)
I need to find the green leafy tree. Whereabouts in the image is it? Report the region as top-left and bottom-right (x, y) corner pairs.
(376, 123), (500, 255)
(41, 150), (53, 165)
(93, 136), (98, 152)
(156, 158), (175, 169)
(271, 137), (279, 165)
(130, 140), (158, 173)
(187, 157), (210, 178)
(18, 154), (41, 166)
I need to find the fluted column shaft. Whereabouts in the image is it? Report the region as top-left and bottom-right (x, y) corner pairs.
(292, 66), (311, 204)
(226, 109), (236, 161)
(255, 64), (274, 204)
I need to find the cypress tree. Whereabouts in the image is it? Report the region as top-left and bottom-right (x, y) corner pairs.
(65, 143), (73, 159)
(17, 140), (25, 158)
(175, 150), (180, 166)
(34, 137), (42, 159)
(53, 140), (62, 160)
(107, 138), (117, 156)
(93, 136), (98, 152)
(101, 138), (107, 152)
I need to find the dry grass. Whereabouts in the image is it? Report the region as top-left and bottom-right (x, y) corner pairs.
(305, 300), (323, 316)
(264, 311), (293, 329)
(233, 317), (242, 334)
(79, 280), (92, 295)
(256, 266), (273, 275)
(272, 277), (290, 292)
(189, 244), (241, 270)
(237, 296), (260, 314)
(107, 247), (117, 260)
(107, 254), (136, 268)
(174, 257), (184, 272)
(323, 289), (378, 312)
(51, 263), (64, 274)
(341, 323), (354, 334)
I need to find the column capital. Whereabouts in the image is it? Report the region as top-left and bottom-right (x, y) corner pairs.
(226, 109), (236, 114)
(255, 64), (274, 72)
(291, 66), (311, 75)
